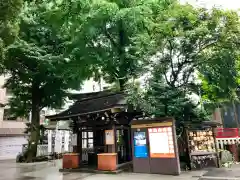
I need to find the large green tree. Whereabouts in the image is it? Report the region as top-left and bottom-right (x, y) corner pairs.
(46, 0), (175, 90)
(151, 4), (240, 89)
(0, 0), (24, 64)
(3, 2), (90, 162)
(196, 7), (240, 127)
(128, 3), (240, 123)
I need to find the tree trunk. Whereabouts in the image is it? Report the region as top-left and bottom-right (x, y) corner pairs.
(26, 86), (41, 162)
(119, 78), (126, 91)
(117, 20), (127, 91)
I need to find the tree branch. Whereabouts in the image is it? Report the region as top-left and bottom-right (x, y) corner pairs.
(105, 28), (118, 48)
(167, 39), (175, 84)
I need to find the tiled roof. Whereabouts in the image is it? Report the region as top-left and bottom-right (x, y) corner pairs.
(68, 90), (115, 100)
(0, 128), (25, 136)
(46, 91), (126, 120)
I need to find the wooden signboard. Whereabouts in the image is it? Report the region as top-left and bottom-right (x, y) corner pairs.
(105, 129), (114, 145)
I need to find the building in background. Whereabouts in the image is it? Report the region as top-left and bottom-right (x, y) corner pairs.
(0, 75), (27, 160)
(0, 76), (108, 159)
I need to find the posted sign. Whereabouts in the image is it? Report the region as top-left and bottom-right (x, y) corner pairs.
(134, 132), (148, 158)
(105, 129), (114, 145)
(148, 127), (175, 158)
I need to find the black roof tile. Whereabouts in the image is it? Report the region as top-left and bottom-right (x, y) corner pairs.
(46, 91), (126, 120)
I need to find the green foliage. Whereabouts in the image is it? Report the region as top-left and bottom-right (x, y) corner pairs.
(196, 8), (240, 104)
(0, 0), (24, 65)
(127, 3), (240, 122)
(140, 4), (240, 121)
(3, 2), (89, 118)
(199, 48), (240, 104)
(46, 0), (175, 90)
(2, 1), (92, 161)
(150, 4), (240, 91)
(127, 68), (210, 123)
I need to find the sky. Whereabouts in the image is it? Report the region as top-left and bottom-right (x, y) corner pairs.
(181, 0), (240, 10)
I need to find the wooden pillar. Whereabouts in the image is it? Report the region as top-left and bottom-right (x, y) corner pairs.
(212, 127), (221, 167)
(123, 128), (130, 161)
(184, 127), (192, 170)
(128, 127), (132, 161)
(106, 125), (117, 153)
(77, 127), (82, 166)
(113, 125), (117, 154)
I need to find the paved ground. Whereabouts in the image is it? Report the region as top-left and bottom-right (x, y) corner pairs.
(0, 160), (240, 180)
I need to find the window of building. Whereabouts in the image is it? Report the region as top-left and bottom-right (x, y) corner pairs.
(3, 109), (17, 121)
(82, 129), (93, 148)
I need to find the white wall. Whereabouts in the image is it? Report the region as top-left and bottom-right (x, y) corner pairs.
(0, 75), (26, 129)
(0, 121), (26, 129)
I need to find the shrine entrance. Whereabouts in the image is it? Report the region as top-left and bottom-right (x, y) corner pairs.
(47, 91), (139, 171)
(73, 115), (133, 169)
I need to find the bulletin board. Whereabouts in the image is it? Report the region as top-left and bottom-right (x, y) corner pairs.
(148, 127), (175, 158)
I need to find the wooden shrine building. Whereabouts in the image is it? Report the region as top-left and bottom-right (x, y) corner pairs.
(46, 90), (141, 171)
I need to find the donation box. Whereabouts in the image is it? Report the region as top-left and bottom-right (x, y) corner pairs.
(131, 118), (180, 175)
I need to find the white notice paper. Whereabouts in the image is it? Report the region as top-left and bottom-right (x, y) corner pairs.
(149, 132), (169, 154)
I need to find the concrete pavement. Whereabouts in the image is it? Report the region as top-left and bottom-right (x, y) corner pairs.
(0, 159), (240, 180)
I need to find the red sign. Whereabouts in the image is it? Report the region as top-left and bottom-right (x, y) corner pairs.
(216, 128), (239, 138)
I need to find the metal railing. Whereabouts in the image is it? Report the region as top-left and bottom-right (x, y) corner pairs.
(37, 144), (48, 156)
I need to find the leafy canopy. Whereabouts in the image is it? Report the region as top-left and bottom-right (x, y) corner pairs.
(3, 1), (90, 117)
(46, 0), (175, 89)
(128, 3), (240, 122)
(0, 0), (24, 63)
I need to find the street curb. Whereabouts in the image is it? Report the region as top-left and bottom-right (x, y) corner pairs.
(200, 176), (240, 180)
(18, 160), (56, 166)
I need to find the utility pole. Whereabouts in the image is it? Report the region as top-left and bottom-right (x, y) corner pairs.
(232, 100), (240, 157)
(232, 100), (240, 134)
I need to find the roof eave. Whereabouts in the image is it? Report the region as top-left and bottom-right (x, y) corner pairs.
(46, 104), (126, 121)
